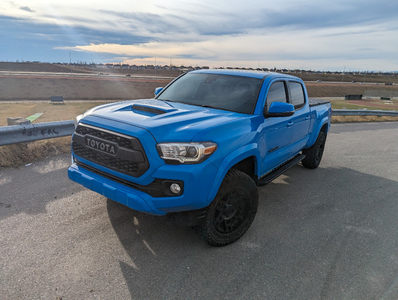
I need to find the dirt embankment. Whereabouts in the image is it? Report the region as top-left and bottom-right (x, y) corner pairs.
(0, 77), (172, 101)
(0, 62), (91, 73)
(305, 83), (398, 98)
(1, 76), (398, 100)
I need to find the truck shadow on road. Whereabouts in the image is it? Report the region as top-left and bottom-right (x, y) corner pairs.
(105, 165), (398, 299)
(0, 157), (81, 221)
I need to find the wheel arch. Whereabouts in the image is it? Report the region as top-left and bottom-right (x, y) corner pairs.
(320, 122), (329, 134)
(206, 144), (259, 203)
(231, 156), (257, 182)
(306, 118), (330, 149)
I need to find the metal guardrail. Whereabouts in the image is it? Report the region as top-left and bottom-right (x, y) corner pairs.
(0, 109), (397, 146)
(333, 109), (398, 116)
(0, 120), (75, 146)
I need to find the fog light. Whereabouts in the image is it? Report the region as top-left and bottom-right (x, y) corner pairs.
(170, 183), (181, 194)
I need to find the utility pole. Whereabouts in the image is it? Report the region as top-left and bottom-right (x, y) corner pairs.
(341, 66), (345, 83)
(69, 52), (72, 76)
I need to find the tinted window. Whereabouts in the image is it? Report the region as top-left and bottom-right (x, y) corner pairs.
(157, 73), (262, 114)
(289, 81), (305, 107)
(266, 81), (287, 106)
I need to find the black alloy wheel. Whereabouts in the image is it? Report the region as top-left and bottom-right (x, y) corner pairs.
(198, 169), (259, 247)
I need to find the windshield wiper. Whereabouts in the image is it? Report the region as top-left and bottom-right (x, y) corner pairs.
(158, 100), (219, 110)
(200, 104), (219, 109)
(156, 99), (176, 106)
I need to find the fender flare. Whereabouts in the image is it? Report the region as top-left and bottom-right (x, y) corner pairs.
(306, 115), (330, 148)
(206, 143), (259, 202)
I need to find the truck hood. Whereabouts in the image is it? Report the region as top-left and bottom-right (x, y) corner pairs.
(83, 99), (246, 142)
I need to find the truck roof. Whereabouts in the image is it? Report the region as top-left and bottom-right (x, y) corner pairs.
(190, 69), (300, 81)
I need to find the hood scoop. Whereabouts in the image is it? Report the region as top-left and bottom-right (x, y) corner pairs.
(131, 104), (177, 115)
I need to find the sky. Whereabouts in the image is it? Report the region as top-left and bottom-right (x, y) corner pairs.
(1, 0), (397, 71)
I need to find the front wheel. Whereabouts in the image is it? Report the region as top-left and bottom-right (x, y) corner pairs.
(302, 131), (327, 169)
(197, 169), (259, 247)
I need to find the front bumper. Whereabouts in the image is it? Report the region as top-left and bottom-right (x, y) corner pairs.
(68, 159), (218, 216)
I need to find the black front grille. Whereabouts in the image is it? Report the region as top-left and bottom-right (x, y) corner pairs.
(72, 124), (149, 177)
(73, 143), (139, 174)
(75, 125), (133, 149)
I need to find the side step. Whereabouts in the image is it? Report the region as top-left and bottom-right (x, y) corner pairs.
(257, 154), (306, 186)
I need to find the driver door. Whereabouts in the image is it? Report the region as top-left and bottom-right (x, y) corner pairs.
(259, 80), (294, 176)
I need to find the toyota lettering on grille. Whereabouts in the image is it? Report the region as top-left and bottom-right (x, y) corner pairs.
(85, 136), (118, 155)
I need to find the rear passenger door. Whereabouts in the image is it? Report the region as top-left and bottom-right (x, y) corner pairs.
(287, 80), (311, 152)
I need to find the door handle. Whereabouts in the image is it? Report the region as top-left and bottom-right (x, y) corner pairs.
(305, 116), (310, 120)
(287, 122), (293, 127)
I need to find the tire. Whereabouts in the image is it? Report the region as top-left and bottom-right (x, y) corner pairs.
(302, 131), (327, 169)
(198, 169), (259, 247)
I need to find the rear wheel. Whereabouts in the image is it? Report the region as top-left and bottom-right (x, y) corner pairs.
(198, 169), (259, 246)
(302, 131), (327, 169)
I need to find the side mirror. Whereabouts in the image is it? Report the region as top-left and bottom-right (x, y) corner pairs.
(264, 102), (295, 118)
(154, 87), (163, 96)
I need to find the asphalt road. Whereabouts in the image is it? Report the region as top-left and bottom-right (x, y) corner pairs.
(1, 122), (398, 300)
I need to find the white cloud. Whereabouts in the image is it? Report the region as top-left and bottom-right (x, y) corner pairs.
(57, 20), (398, 71)
(2, 0), (398, 71)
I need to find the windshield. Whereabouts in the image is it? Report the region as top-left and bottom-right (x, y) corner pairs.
(157, 73), (262, 114)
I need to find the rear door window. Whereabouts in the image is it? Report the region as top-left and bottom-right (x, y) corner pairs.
(288, 81), (305, 108)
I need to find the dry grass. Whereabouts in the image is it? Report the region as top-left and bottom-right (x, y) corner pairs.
(0, 101), (110, 126)
(0, 136), (71, 168)
(328, 98), (398, 110)
(332, 115), (398, 123)
(0, 101), (109, 168)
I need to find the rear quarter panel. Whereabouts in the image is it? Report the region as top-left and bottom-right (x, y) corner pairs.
(306, 102), (332, 148)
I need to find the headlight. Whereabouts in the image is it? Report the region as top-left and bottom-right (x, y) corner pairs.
(157, 142), (217, 164)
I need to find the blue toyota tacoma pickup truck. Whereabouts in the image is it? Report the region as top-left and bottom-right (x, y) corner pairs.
(68, 69), (332, 246)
